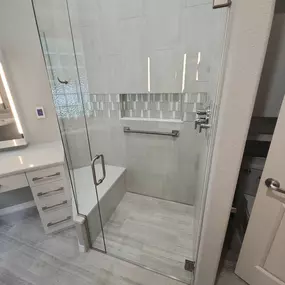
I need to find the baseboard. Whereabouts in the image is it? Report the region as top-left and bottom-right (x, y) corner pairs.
(0, 201), (36, 216)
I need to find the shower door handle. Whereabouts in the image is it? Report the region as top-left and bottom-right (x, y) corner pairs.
(91, 154), (106, 186)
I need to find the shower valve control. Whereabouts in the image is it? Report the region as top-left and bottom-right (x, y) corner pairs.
(196, 110), (210, 116)
(195, 118), (207, 129)
(195, 107), (211, 133)
(199, 123), (211, 133)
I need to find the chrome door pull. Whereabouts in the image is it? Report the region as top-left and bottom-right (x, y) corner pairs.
(32, 172), (61, 182)
(47, 216), (71, 227)
(91, 154), (106, 186)
(265, 178), (285, 194)
(37, 187), (64, 197)
(42, 200), (68, 211)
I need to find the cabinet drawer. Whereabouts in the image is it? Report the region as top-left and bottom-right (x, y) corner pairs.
(26, 165), (64, 186)
(39, 198), (72, 214)
(0, 174), (29, 193)
(31, 180), (71, 201)
(41, 206), (73, 234)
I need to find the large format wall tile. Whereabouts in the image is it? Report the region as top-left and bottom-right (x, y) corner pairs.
(35, 0), (227, 205)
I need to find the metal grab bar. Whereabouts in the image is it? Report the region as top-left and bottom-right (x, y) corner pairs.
(91, 155), (106, 186)
(123, 127), (179, 137)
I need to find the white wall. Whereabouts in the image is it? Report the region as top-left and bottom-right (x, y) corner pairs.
(0, 0), (60, 144)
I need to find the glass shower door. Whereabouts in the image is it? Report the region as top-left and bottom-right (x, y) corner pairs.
(31, 0), (107, 252)
(33, 0), (230, 283)
(66, 0), (229, 283)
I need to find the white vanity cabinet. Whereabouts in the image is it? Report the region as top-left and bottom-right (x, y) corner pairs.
(0, 142), (74, 234)
(27, 165), (73, 234)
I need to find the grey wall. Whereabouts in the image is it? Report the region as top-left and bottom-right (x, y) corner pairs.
(275, 0), (285, 14)
(253, 12), (285, 118)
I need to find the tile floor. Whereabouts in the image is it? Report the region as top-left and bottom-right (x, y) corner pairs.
(0, 207), (183, 285)
(0, 207), (248, 285)
(216, 260), (248, 285)
(93, 192), (194, 283)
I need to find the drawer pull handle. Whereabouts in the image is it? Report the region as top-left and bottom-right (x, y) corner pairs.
(47, 216), (71, 227)
(37, 187), (64, 197)
(32, 172), (61, 182)
(42, 200), (68, 211)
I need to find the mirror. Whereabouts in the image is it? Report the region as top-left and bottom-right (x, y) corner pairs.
(0, 51), (27, 150)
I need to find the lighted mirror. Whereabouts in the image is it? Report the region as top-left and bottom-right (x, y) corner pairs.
(0, 51), (27, 150)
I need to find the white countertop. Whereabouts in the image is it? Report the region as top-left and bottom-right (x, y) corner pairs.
(0, 141), (64, 177)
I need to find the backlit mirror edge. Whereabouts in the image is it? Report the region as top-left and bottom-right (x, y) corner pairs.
(0, 50), (28, 150)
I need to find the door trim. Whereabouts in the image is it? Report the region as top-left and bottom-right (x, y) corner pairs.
(194, 0), (276, 284)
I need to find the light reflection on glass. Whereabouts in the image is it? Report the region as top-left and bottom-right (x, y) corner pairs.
(182, 53), (187, 92)
(147, 57), (151, 92)
(196, 52), (201, 81)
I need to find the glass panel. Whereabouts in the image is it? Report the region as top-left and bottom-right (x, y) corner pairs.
(66, 1), (228, 283)
(33, 0), (228, 283)
(31, 0), (106, 252)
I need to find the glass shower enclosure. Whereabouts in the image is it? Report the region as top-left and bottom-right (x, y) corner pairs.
(32, 0), (228, 283)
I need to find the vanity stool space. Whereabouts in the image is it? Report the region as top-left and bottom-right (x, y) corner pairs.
(0, 142), (73, 234)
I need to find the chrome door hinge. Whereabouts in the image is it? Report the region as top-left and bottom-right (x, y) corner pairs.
(184, 259), (195, 272)
(213, 0), (232, 9)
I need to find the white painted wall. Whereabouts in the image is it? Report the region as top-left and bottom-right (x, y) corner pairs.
(0, 0), (60, 144)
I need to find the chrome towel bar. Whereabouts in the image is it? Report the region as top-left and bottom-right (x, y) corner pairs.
(123, 127), (179, 137)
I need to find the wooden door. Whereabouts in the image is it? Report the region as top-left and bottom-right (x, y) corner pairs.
(235, 95), (285, 285)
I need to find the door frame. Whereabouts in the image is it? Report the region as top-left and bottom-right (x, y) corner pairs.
(194, 0), (276, 285)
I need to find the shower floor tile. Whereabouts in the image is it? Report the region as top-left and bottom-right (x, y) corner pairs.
(93, 192), (194, 283)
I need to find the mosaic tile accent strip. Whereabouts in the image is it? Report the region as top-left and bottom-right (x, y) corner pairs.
(51, 92), (209, 121)
(121, 93), (209, 121)
(121, 93), (183, 120)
